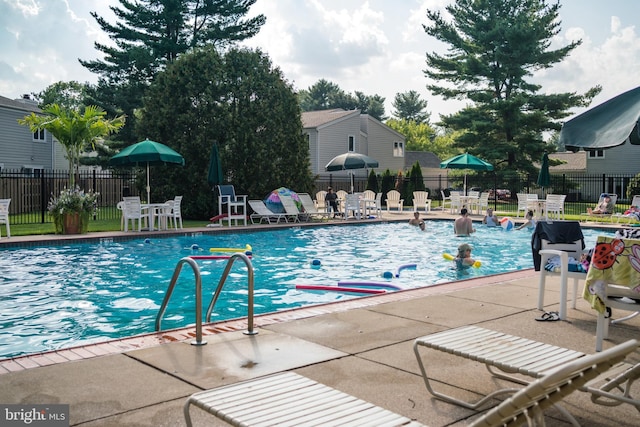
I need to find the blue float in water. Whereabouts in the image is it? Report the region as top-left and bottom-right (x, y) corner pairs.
(191, 244), (200, 250)
(144, 238), (151, 244)
(382, 271), (394, 279)
(311, 259), (321, 266)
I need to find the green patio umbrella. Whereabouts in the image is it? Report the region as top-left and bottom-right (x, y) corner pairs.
(207, 144), (223, 187)
(440, 153), (493, 195)
(537, 153), (551, 196)
(109, 139), (185, 203)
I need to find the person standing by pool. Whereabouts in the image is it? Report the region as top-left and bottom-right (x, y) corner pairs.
(455, 243), (476, 270)
(454, 208), (475, 236)
(482, 208), (500, 226)
(325, 187), (339, 218)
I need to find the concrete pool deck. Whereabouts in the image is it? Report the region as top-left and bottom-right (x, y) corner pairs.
(1, 210), (638, 426)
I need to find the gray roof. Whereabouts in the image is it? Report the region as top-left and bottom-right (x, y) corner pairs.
(301, 109), (359, 128)
(0, 95), (40, 113)
(405, 151), (441, 169)
(548, 151), (587, 172)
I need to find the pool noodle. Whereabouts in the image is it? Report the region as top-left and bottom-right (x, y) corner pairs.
(395, 263), (417, 277)
(295, 284), (386, 294)
(337, 281), (404, 290)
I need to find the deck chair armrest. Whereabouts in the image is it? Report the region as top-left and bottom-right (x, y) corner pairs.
(219, 194), (232, 203)
(539, 248), (569, 266)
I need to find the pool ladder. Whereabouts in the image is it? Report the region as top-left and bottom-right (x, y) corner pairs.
(155, 252), (257, 346)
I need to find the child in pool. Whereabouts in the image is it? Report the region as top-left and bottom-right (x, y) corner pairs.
(516, 210), (536, 230)
(454, 243), (476, 270)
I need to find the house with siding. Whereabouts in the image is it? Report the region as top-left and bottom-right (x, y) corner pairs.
(302, 109), (405, 180)
(0, 95), (55, 173)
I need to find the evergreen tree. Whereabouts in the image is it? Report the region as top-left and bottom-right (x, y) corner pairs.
(298, 79), (386, 120)
(392, 90), (430, 123)
(423, 0), (600, 174)
(380, 169), (394, 205)
(80, 0), (265, 144)
(366, 169), (379, 192)
(137, 47), (313, 218)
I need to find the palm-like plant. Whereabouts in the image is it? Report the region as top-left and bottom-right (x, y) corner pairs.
(19, 104), (125, 186)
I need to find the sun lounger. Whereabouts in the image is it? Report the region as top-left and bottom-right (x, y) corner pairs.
(184, 371), (426, 427)
(470, 338), (638, 427)
(248, 200), (288, 224)
(414, 326), (640, 418)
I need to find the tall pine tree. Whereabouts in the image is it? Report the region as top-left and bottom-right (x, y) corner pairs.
(423, 0), (600, 174)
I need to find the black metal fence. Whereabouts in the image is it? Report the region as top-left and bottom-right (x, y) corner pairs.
(0, 169), (141, 225)
(1, 168), (638, 225)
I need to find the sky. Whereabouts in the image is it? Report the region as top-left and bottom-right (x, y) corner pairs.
(1, 0), (639, 122)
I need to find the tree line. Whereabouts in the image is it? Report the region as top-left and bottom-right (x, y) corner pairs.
(27, 0), (600, 218)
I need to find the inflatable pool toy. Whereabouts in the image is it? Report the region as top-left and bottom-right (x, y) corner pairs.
(337, 281), (404, 290)
(311, 259), (321, 266)
(443, 253), (481, 268)
(395, 263), (417, 278)
(500, 217), (514, 231)
(209, 244), (252, 253)
(189, 254), (252, 260)
(295, 284), (386, 294)
(382, 271), (394, 279)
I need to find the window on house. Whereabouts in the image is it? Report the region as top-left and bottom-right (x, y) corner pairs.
(33, 129), (45, 142)
(393, 141), (404, 157)
(587, 149), (604, 159)
(348, 135), (355, 152)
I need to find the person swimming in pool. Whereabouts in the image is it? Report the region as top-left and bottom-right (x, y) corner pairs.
(454, 243), (476, 270)
(454, 208), (475, 236)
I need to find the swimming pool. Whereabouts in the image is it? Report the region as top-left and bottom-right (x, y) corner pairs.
(0, 221), (612, 359)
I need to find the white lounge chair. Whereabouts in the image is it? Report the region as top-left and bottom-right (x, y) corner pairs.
(278, 193), (301, 223)
(184, 371), (426, 427)
(470, 338), (639, 427)
(298, 192), (330, 221)
(248, 200), (288, 224)
(582, 193), (618, 223)
(414, 326), (640, 422)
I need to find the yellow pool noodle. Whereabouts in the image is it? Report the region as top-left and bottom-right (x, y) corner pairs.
(210, 244), (252, 253)
(443, 253), (481, 268)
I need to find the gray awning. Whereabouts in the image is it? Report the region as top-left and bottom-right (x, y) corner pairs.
(559, 86), (640, 150)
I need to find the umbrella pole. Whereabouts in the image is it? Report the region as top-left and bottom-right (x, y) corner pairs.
(146, 163), (151, 203)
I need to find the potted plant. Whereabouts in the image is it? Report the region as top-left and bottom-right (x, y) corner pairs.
(48, 187), (100, 234)
(18, 104), (124, 233)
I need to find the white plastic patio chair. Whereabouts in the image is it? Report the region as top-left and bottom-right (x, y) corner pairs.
(386, 190), (404, 213)
(412, 191), (431, 213)
(122, 196), (145, 232)
(0, 198), (10, 238)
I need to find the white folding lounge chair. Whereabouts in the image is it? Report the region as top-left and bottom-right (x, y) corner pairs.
(248, 200), (288, 224)
(278, 193), (301, 223)
(298, 192), (330, 221)
(414, 326), (640, 420)
(184, 371), (426, 427)
(470, 339), (638, 427)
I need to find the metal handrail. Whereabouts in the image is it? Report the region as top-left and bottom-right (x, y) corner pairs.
(205, 252), (257, 336)
(155, 257), (207, 346)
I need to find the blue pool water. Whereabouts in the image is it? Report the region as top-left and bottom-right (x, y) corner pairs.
(0, 221), (612, 359)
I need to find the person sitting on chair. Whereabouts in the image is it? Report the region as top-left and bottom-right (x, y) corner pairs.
(588, 194), (614, 215)
(325, 187), (340, 218)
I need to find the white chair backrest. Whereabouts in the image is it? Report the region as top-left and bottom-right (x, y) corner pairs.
(315, 190), (327, 205)
(631, 195), (640, 207)
(413, 191), (428, 203)
(123, 196), (142, 217)
(336, 190), (348, 201)
(375, 192), (383, 207)
(516, 193), (529, 208)
(441, 190), (450, 200)
(541, 239), (583, 260)
(387, 190), (400, 201)
(0, 199), (10, 216)
(363, 190), (376, 200)
(468, 190), (479, 198)
(298, 193), (317, 213)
